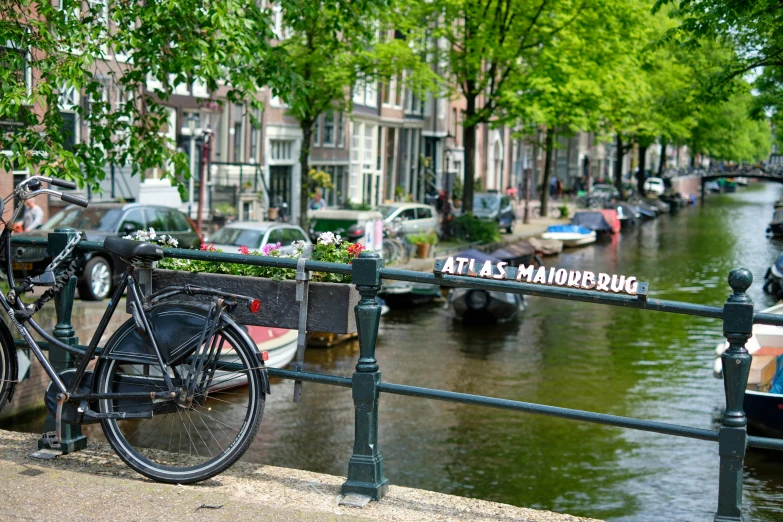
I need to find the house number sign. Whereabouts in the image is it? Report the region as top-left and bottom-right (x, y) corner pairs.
(434, 256), (640, 296)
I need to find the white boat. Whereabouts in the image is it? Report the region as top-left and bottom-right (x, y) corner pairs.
(212, 326), (297, 391)
(541, 225), (597, 247)
(713, 302), (783, 438)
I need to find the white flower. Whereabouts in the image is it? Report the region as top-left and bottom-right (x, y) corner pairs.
(148, 228), (156, 239)
(318, 232), (337, 245)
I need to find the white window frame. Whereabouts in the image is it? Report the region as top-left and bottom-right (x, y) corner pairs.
(323, 111), (335, 146)
(1, 40), (32, 96)
(337, 113), (344, 147)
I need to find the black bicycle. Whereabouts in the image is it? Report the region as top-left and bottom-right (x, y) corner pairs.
(0, 176), (268, 484)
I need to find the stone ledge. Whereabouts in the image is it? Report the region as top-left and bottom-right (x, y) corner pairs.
(0, 429), (600, 522)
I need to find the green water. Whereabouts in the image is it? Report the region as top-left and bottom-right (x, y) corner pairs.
(3, 184), (783, 520)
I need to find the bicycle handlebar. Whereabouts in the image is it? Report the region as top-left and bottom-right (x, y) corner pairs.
(60, 192), (89, 207)
(47, 177), (77, 190)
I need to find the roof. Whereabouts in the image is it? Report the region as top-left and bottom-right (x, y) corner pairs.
(376, 202), (434, 210)
(219, 221), (301, 231)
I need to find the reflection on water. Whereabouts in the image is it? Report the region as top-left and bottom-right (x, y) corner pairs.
(3, 185), (783, 520)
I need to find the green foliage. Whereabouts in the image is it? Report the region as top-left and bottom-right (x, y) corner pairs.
(449, 215), (500, 244)
(408, 231), (438, 246)
(0, 0), (280, 189)
(343, 201), (372, 211)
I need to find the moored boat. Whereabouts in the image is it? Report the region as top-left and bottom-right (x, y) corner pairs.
(713, 302), (783, 438)
(541, 225), (597, 247)
(445, 250), (525, 322)
(616, 204), (639, 228)
(767, 209), (783, 237)
(571, 211), (620, 235)
(763, 254), (783, 299)
(379, 280), (441, 307)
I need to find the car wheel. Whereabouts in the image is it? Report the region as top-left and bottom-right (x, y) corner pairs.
(78, 257), (112, 301)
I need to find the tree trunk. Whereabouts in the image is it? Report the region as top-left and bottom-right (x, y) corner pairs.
(637, 145), (647, 197)
(299, 121), (313, 228)
(539, 128), (554, 217)
(614, 134), (624, 198)
(658, 139), (666, 176)
(462, 95), (477, 214)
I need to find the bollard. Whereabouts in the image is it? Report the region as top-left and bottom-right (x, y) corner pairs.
(341, 251), (389, 500)
(714, 268), (753, 521)
(37, 227), (87, 454)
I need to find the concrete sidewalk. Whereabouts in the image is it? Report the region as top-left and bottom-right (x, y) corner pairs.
(0, 430), (598, 522)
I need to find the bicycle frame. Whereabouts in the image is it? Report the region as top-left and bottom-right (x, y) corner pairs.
(0, 228), (184, 402)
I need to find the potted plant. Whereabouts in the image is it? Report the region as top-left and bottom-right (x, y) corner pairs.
(409, 231), (438, 259)
(128, 230), (364, 334)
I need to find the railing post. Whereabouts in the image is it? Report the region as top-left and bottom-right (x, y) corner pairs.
(38, 227), (87, 454)
(342, 251), (389, 500)
(715, 268), (753, 521)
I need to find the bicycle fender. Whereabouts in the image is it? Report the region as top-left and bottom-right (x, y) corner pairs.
(0, 322), (18, 404)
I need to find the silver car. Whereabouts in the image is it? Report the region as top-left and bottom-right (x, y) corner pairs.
(207, 222), (311, 254)
(376, 203), (438, 235)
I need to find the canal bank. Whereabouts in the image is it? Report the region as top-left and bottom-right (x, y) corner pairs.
(0, 429), (597, 522)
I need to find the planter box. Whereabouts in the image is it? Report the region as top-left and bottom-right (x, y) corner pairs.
(152, 269), (360, 334)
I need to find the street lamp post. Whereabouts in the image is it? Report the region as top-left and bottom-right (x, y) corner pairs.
(187, 115), (197, 218)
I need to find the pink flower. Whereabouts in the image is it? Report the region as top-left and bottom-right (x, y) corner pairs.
(200, 243), (216, 251)
(238, 245), (249, 255)
(262, 242), (281, 255)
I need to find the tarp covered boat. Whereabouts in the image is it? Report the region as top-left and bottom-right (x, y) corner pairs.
(570, 211), (620, 234)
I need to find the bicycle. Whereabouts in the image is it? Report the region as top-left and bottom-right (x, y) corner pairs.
(0, 176), (268, 484)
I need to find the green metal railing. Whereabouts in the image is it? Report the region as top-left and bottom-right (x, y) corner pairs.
(11, 230), (783, 520)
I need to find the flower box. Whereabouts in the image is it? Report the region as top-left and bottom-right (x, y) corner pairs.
(152, 269), (360, 334)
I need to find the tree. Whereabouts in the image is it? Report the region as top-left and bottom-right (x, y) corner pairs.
(418, 0), (583, 213)
(272, 0), (434, 226)
(1, 0), (283, 195)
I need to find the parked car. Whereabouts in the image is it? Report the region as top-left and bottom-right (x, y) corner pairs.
(208, 222), (310, 255)
(472, 193), (515, 233)
(13, 203), (201, 301)
(308, 209), (385, 244)
(376, 203), (438, 235)
(643, 177), (666, 196)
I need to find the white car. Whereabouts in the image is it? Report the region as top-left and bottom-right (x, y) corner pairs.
(643, 177), (666, 196)
(208, 222), (310, 254)
(376, 203), (438, 235)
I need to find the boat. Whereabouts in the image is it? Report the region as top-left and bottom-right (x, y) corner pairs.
(528, 236), (563, 256)
(445, 249), (525, 322)
(635, 202), (658, 220)
(705, 181), (721, 194)
(541, 225), (597, 247)
(713, 302), (783, 438)
(570, 211), (620, 235)
(489, 240), (537, 265)
(763, 254), (783, 299)
(616, 204), (639, 228)
(379, 280), (441, 307)
(768, 209), (783, 237)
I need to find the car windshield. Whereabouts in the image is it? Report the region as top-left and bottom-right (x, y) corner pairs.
(41, 207), (124, 232)
(209, 227), (265, 247)
(376, 205), (399, 220)
(473, 194), (499, 211)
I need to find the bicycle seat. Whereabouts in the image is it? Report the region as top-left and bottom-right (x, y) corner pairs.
(104, 236), (164, 261)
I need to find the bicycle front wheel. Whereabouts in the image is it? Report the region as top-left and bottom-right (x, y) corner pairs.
(96, 320), (264, 484)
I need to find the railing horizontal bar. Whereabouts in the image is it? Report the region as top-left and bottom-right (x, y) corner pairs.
(753, 312), (783, 326)
(377, 382), (720, 442)
(267, 368), (352, 388)
(379, 269), (724, 319)
(747, 435), (783, 451)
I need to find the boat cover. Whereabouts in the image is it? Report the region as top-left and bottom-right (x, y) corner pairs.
(546, 225), (592, 235)
(489, 241), (535, 262)
(616, 204), (638, 225)
(636, 203), (657, 218)
(570, 211), (614, 233)
(452, 248), (501, 263)
(598, 209), (621, 233)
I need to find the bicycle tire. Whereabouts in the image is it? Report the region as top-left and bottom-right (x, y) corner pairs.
(96, 306), (264, 484)
(382, 238), (399, 263)
(0, 324), (17, 414)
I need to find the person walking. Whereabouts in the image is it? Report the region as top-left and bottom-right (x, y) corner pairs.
(14, 199), (43, 232)
(308, 189), (327, 211)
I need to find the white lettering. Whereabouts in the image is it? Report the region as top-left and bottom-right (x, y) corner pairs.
(596, 273), (611, 291)
(516, 264), (535, 282)
(555, 269), (568, 286)
(567, 270), (581, 288)
(455, 257), (469, 275)
(625, 277), (638, 295)
(479, 260), (494, 278)
(548, 267), (556, 284)
(533, 266), (547, 284)
(441, 257), (455, 275)
(494, 262), (507, 280)
(581, 271), (596, 290)
(610, 275), (625, 293)
(467, 259), (477, 277)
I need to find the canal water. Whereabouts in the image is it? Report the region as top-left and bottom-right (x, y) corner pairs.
(2, 183), (782, 521)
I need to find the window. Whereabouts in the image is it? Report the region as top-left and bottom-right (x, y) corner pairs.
(270, 140), (292, 160)
(249, 109), (261, 163)
(353, 79), (378, 107)
(168, 211), (193, 232)
(0, 45), (30, 92)
(364, 125), (373, 162)
(313, 114), (320, 146)
(417, 207), (432, 219)
(282, 227), (307, 244)
(232, 103), (244, 163)
(351, 124), (360, 162)
(266, 228), (286, 244)
(323, 111), (335, 146)
(353, 80), (366, 105)
(399, 209), (416, 221)
(210, 227), (264, 248)
(144, 208), (176, 232)
(120, 209), (145, 234)
(336, 113), (344, 147)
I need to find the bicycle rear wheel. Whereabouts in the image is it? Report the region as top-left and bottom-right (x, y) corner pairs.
(0, 325), (16, 414)
(96, 321), (264, 484)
